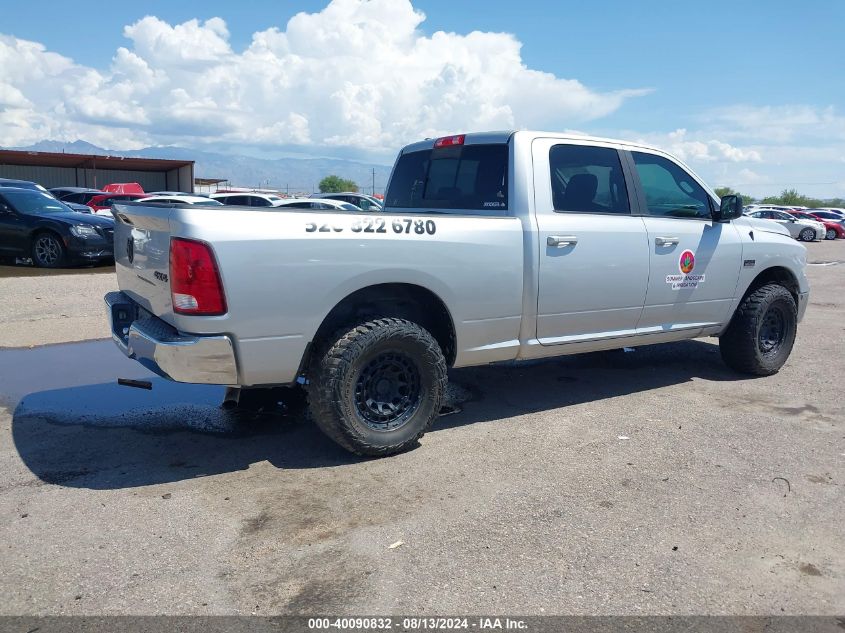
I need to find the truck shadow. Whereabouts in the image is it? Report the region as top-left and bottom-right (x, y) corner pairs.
(10, 339), (747, 490)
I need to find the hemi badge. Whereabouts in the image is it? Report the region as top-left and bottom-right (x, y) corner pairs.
(744, 259), (756, 268)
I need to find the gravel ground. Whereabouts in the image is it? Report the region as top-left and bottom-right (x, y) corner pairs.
(0, 263), (116, 347)
(0, 242), (842, 616)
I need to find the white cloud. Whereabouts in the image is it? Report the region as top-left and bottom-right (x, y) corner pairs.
(0, 0), (647, 152)
(703, 104), (845, 144)
(648, 129), (761, 163)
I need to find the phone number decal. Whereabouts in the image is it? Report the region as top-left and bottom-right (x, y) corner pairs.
(305, 217), (437, 236)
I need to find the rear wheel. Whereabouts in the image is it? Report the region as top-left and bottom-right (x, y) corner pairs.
(307, 318), (447, 456)
(825, 228), (837, 240)
(719, 283), (797, 376)
(32, 233), (65, 268)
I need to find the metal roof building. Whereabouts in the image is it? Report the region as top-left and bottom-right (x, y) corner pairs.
(0, 149), (195, 192)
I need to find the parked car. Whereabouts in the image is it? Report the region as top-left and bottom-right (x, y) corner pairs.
(52, 189), (105, 205)
(138, 195), (223, 206)
(788, 210), (845, 240)
(311, 192), (383, 211)
(0, 188), (114, 267)
(274, 198), (362, 211)
(106, 130), (808, 456)
(102, 182), (144, 195)
(210, 192), (287, 207)
(810, 209), (845, 222)
(746, 209), (824, 241)
(88, 193), (148, 215)
(63, 202), (94, 214)
(146, 191), (205, 197)
(0, 177), (50, 193)
(50, 186), (101, 200)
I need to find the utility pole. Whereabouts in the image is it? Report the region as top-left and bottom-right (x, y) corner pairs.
(372, 168), (376, 196)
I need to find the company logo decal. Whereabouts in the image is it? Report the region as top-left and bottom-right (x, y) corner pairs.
(666, 249), (705, 290)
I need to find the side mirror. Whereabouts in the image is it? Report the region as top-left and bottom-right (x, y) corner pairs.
(0, 203), (11, 214)
(715, 195), (743, 222)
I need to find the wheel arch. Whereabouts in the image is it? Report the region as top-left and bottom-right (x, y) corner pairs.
(31, 226), (64, 243)
(308, 283), (457, 368)
(742, 266), (800, 304)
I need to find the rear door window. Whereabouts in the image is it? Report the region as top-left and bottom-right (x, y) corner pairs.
(549, 144), (630, 214)
(385, 144), (508, 212)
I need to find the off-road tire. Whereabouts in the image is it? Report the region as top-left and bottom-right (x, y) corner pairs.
(307, 318), (447, 456)
(32, 232), (65, 268)
(825, 228), (836, 240)
(798, 227), (815, 242)
(719, 283), (797, 376)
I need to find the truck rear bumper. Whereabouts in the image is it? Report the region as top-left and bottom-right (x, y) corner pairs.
(104, 291), (238, 385)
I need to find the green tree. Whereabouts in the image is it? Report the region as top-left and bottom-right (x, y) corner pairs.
(762, 188), (808, 206)
(747, 187), (844, 209)
(319, 175), (358, 193)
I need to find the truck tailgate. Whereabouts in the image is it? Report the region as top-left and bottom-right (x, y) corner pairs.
(111, 203), (175, 323)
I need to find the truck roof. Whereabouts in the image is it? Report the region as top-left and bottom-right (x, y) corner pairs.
(399, 130), (667, 156)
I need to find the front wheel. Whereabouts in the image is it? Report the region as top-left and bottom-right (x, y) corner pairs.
(307, 318), (447, 456)
(719, 284), (797, 376)
(825, 228), (837, 240)
(798, 227), (815, 242)
(32, 233), (65, 268)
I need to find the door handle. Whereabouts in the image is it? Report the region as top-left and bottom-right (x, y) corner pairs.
(655, 236), (680, 246)
(547, 235), (578, 248)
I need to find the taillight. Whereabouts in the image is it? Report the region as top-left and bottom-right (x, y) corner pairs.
(169, 237), (227, 315)
(434, 134), (465, 148)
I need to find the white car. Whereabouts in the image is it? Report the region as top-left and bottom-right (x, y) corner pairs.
(210, 192), (287, 207)
(746, 209), (824, 241)
(273, 198), (363, 211)
(138, 195), (223, 206)
(310, 192), (383, 211)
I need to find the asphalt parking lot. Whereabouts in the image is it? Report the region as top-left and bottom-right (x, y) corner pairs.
(0, 243), (842, 616)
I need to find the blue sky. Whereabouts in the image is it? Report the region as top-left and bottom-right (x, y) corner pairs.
(2, 0), (843, 196)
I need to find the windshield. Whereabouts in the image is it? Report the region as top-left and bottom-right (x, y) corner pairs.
(3, 190), (73, 214)
(193, 200), (224, 206)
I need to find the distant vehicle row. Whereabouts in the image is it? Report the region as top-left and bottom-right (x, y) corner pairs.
(744, 204), (845, 241)
(0, 177), (386, 268)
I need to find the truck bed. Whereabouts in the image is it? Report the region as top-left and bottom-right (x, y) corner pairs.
(111, 203), (525, 386)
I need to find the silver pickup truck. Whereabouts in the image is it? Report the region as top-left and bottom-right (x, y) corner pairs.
(105, 131), (808, 456)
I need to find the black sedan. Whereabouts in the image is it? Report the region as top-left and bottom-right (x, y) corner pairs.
(0, 188), (114, 267)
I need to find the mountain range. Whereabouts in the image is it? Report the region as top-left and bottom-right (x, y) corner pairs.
(8, 140), (394, 195)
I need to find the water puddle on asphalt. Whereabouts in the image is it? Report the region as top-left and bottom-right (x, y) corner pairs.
(1, 339), (472, 436)
(0, 339), (246, 434)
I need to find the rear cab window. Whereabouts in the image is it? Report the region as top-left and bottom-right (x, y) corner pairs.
(385, 142), (509, 214)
